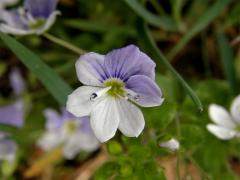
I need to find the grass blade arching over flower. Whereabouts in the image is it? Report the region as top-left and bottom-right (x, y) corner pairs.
(66, 45), (164, 142)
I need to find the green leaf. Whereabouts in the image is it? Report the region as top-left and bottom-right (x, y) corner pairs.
(138, 21), (203, 111)
(217, 34), (238, 95)
(167, 0), (232, 59)
(0, 33), (72, 105)
(181, 124), (204, 148)
(124, 0), (178, 31)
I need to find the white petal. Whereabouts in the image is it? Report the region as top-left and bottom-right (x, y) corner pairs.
(117, 99), (145, 137)
(90, 97), (120, 142)
(0, 24), (34, 35)
(35, 11), (60, 35)
(207, 124), (236, 140)
(160, 138), (180, 151)
(230, 95), (240, 123)
(66, 86), (105, 117)
(208, 104), (235, 128)
(63, 131), (99, 159)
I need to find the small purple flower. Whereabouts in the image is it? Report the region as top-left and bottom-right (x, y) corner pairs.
(0, 69), (25, 127)
(0, 69), (25, 163)
(37, 108), (100, 160)
(67, 45), (164, 142)
(0, 100), (24, 128)
(0, 133), (17, 163)
(0, 0), (60, 35)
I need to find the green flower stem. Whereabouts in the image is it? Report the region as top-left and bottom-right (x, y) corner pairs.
(43, 33), (85, 55)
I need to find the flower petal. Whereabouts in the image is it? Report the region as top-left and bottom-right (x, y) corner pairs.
(207, 124), (236, 140)
(104, 44), (156, 81)
(208, 104), (235, 128)
(160, 138), (180, 151)
(44, 108), (63, 130)
(0, 9), (30, 35)
(126, 75), (163, 107)
(24, 0), (58, 18)
(37, 131), (65, 151)
(0, 139), (17, 162)
(75, 53), (108, 86)
(63, 131), (99, 159)
(230, 95), (240, 123)
(90, 97), (120, 142)
(66, 86), (105, 117)
(0, 99), (24, 128)
(9, 68), (26, 96)
(117, 99), (145, 137)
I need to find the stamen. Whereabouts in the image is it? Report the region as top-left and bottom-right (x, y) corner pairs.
(126, 89), (140, 102)
(90, 86), (111, 101)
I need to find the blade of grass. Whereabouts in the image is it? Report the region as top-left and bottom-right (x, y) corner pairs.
(167, 0), (232, 60)
(217, 34), (238, 95)
(0, 32), (72, 105)
(138, 21), (203, 111)
(124, 0), (178, 31)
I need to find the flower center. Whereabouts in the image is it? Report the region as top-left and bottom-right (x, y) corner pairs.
(104, 78), (125, 98)
(29, 18), (45, 29)
(64, 120), (78, 134)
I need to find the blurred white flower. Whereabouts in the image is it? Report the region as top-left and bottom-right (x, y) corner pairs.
(37, 108), (100, 160)
(207, 95), (240, 140)
(160, 138), (180, 151)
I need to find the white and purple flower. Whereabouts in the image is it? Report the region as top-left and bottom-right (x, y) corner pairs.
(0, 0), (19, 9)
(37, 108), (100, 160)
(207, 95), (240, 140)
(67, 45), (164, 142)
(0, 0), (60, 35)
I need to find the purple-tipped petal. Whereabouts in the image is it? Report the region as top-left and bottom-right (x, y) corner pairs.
(9, 68), (26, 96)
(0, 139), (17, 162)
(24, 0), (58, 18)
(44, 109), (63, 130)
(0, 100), (24, 128)
(126, 75), (163, 107)
(104, 45), (156, 81)
(76, 53), (108, 86)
